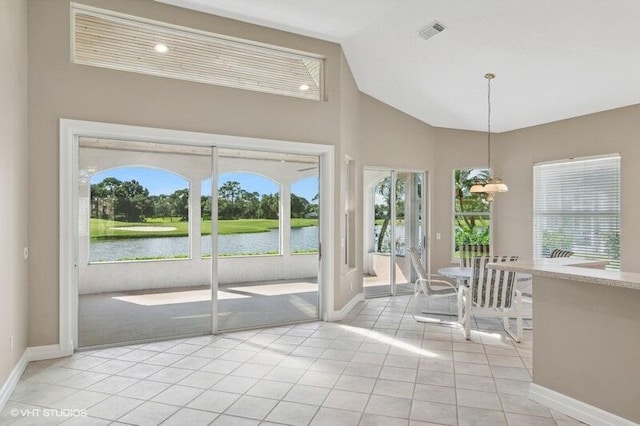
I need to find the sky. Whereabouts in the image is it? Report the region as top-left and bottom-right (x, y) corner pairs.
(91, 167), (319, 201)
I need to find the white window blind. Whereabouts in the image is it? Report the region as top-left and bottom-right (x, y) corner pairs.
(71, 5), (324, 101)
(533, 154), (620, 269)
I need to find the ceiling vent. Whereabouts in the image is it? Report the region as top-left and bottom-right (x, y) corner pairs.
(418, 21), (446, 41)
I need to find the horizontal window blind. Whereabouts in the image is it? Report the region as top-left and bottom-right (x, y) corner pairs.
(533, 155), (620, 269)
(72, 5), (324, 101)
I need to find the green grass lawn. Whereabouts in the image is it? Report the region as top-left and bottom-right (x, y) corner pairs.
(91, 217), (318, 239)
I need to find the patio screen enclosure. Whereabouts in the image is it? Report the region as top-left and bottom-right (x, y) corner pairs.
(77, 138), (320, 348)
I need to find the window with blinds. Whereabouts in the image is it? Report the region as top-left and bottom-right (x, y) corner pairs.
(533, 154), (620, 269)
(71, 4), (324, 101)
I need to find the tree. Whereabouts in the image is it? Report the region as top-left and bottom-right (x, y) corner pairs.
(454, 169), (490, 234)
(454, 169), (491, 250)
(201, 195), (212, 220)
(170, 189), (189, 221)
(90, 177), (123, 219)
(219, 181), (242, 219)
(241, 191), (261, 219)
(374, 178), (406, 252)
(259, 193), (279, 219)
(291, 194), (310, 218)
(91, 177), (154, 222)
(114, 179), (152, 222)
(152, 195), (173, 220)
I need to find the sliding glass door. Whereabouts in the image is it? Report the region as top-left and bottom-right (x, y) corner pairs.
(213, 149), (321, 332)
(77, 139), (322, 348)
(78, 138), (213, 348)
(363, 168), (427, 298)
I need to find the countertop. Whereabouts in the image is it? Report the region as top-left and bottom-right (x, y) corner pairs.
(487, 258), (640, 291)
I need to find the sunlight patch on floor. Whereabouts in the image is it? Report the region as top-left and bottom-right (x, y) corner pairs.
(113, 289), (249, 306)
(342, 324), (439, 358)
(225, 282), (317, 296)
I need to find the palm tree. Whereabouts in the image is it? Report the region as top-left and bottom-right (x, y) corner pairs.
(375, 177), (405, 252)
(219, 181), (242, 218)
(454, 168), (490, 240)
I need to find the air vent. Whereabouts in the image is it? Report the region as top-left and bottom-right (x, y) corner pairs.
(418, 21), (446, 41)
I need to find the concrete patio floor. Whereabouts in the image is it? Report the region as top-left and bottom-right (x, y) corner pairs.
(79, 279), (319, 349)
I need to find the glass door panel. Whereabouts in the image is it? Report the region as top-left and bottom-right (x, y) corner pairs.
(364, 169), (427, 298)
(77, 138), (212, 348)
(394, 172), (425, 295)
(215, 148), (320, 331)
(363, 169), (393, 297)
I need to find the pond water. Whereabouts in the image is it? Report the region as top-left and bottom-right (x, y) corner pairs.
(90, 226), (319, 262)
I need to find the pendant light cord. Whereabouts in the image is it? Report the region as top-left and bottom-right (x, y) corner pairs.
(487, 75), (492, 171)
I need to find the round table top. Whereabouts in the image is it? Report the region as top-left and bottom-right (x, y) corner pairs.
(437, 266), (471, 279)
(438, 265), (532, 282)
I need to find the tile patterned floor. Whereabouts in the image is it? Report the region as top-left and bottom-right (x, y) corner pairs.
(1, 295), (582, 425)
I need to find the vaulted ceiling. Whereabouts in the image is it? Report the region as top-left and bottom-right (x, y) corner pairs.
(158, 0), (640, 132)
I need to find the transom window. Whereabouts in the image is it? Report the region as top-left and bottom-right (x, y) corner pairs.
(533, 154), (621, 269)
(72, 4), (324, 100)
(453, 168), (491, 259)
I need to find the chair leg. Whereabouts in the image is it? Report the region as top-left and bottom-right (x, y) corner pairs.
(515, 291), (523, 342)
(456, 289), (463, 322)
(464, 289), (472, 340)
(515, 313), (523, 342)
(411, 284), (421, 319)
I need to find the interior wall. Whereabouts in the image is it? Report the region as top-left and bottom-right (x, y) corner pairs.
(0, 0), (29, 387)
(335, 51), (361, 309)
(359, 93), (437, 276)
(430, 128), (487, 272)
(28, 0), (343, 347)
(359, 94), (436, 171)
(492, 104), (640, 272)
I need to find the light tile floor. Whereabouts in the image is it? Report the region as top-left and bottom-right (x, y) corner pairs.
(1, 295), (582, 425)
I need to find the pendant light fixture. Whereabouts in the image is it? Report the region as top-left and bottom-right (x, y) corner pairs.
(470, 72), (508, 202)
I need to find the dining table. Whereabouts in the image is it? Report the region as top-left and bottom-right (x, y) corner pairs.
(437, 266), (471, 288)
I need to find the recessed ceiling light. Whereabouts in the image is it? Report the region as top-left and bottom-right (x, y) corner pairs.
(299, 84), (310, 91)
(154, 43), (169, 53)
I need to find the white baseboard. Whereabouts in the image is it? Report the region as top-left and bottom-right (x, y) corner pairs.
(329, 293), (364, 321)
(26, 344), (66, 362)
(0, 351), (28, 411)
(529, 383), (639, 426)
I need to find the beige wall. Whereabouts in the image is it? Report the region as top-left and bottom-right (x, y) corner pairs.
(360, 94), (436, 171)
(493, 104), (640, 271)
(431, 128), (487, 271)
(335, 52), (362, 309)
(533, 275), (640, 422)
(28, 0), (344, 346)
(359, 94), (436, 276)
(0, 0), (29, 386)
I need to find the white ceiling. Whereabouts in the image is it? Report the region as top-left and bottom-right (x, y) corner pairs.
(157, 0), (640, 132)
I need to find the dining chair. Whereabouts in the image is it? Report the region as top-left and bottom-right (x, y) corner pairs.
(550, 248), (574, 258)
(407, 248), (460, 322)
(459, 243), (491, 267)
(458, 255), (522, 341)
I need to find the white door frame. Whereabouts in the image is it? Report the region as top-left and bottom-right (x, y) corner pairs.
(60, 119), (334, 354)
(362, 166), (429, 296)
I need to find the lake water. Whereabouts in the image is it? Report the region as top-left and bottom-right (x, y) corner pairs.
(90, 226), (319, 262)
